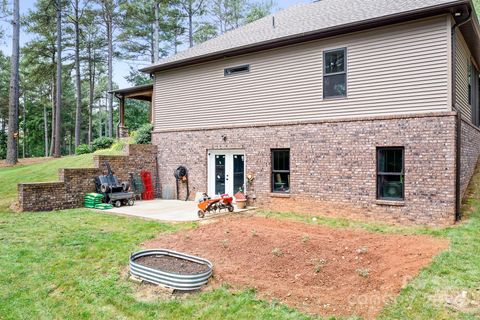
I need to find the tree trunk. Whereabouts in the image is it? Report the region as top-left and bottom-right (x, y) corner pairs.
(44, 105), (49, 157)
(153, 1), (160, 62)
(49, 76), (55, 156)
(107, 16), (113, 138)
(6, 0), (20, 165)
(54, 0), (62, 158)
(22, 92), (26, 158)
(188, 2), (193, 47)
(88, 43), (94, 145)
(74, 0), (82, 148)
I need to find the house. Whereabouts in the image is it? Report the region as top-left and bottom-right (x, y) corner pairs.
(125, 0), (480, 225)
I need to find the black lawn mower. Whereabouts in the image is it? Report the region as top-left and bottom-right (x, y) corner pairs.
(95, 161), (135, 207)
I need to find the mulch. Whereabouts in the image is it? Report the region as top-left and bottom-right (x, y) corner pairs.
(142, 215), (449, 319)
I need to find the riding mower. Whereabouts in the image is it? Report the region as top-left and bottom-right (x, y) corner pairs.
(197, 193), (234, 218)
(95, 161), (135, 207)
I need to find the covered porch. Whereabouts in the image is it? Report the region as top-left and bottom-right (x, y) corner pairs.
(110, 83), (154, 138)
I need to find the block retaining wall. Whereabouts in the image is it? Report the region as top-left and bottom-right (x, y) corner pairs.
(18, 144), (158, 212)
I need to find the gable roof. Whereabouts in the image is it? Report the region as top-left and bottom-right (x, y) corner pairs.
(141, 0), (476, 73)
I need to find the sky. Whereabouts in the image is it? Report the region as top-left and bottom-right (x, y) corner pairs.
(0, 0), (308, 88)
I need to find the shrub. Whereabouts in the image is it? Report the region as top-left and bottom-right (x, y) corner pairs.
(75, 144), (92, 155)
(132, 123), (153, 145)
(91, 137), (115, 151)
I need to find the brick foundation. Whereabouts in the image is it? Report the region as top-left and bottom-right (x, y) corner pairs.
(460, 119), (480, 198)
(153, 113), (458, 225)
(18, 144), (158, 212)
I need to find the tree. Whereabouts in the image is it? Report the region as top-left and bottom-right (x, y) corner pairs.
(67, 0), (89, 148)
(97, 0), (120, 138)
(178, 0), (207, 48)
(245, 0), (274, 24)
(6, 0), (20, 165)
(53, 0), (62, 158)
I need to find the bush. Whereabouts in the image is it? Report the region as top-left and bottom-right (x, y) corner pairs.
(91, 137), (115, 151)
(132, 123), (153, 145)
(75, 144), (92, 155)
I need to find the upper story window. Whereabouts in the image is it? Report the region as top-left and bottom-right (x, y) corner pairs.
(323, 48), (347, 99)
(224, 64), (250, 76)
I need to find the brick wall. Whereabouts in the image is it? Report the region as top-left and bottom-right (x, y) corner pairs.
(153, 113), (457, 225)
(460, 119), (480, 198)
(18, 144), (159, 212)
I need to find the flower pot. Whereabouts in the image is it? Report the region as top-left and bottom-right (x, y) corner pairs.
(236, 199), (247, 209)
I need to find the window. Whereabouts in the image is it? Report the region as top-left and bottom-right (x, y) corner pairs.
(224, 64), (250, 76)
(323, 48), (347, 98)
(271, 149), (290, 193)
(377, 147), (404, 201)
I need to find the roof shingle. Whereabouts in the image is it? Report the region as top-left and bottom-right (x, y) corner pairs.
(142, 0), (467, 71)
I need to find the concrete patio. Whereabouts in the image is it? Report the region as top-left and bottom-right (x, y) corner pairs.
(101, 199), (250, 222)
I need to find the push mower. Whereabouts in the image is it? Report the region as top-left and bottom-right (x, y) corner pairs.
(197, 193), (234, 218)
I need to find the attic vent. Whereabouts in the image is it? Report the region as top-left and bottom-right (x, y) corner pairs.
(224, 64), (250, 76)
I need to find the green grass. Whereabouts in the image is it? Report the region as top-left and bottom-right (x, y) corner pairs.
(0, 154), (479, 319)
(0, 154), (320, 320)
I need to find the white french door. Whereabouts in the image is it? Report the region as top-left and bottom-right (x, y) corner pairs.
(208, 150), (245, 197)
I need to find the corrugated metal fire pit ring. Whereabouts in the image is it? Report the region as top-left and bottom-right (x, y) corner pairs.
(129, 249), (213, 291)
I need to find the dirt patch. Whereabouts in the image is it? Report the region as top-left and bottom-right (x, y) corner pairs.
(143, 215), (449, 319)
(134, 255), (210, 275)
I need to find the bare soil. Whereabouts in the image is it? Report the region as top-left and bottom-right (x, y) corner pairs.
(143, 215), (449, 319)
(134, 255), (210, 275)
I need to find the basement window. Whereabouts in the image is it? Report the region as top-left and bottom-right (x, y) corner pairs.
(323, 48), (347, 98)
(377, 147), (404, 201)
(271, 149), (290, 193)
(224, 64), (250, 76)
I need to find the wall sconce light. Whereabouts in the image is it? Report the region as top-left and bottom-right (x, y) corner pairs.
(247, 173), (254, 183)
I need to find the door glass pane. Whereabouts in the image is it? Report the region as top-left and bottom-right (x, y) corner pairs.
(215, 155), (225, 195)
(233, 154), (245, 193)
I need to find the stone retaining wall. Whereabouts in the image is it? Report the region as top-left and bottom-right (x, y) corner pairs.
(18, 144), (158, 212)
(153, 112), (457, 225)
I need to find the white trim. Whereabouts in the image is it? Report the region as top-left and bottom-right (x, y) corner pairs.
(207, 149), (246, 197)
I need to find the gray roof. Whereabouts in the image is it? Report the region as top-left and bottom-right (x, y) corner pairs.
(142, 0), (470, 72)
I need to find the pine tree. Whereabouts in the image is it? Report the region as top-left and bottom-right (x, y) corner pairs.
(6, 0), (20, 165)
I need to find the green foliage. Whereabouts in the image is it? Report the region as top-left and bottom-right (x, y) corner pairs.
(0, 131), (6, 160)
(109, 138), (128, 152)
(91, 136), (115, 151)
(75, 144), (92, 155)
(132, 123), (153, 144)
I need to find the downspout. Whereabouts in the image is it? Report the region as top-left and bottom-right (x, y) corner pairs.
(452, 8), (472, 222)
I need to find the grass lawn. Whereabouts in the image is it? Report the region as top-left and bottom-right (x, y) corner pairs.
(0, 153), (479, 319)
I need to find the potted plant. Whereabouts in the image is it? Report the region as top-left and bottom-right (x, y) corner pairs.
(234, 190), (247, 209)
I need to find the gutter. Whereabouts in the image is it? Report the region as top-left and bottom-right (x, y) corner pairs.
(141, 0), (471, 74)
(452, 7), (473, 222)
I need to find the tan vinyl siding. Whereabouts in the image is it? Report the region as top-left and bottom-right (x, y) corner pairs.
(154, 16), (450, 131)
(455, 30), (473, 122)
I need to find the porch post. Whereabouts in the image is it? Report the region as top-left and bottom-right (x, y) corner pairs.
(149, 100), (153, 123)
(120, 96), (125, 127)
